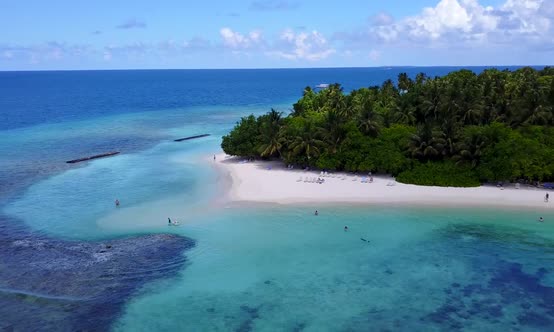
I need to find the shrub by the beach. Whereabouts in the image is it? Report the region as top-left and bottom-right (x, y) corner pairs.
(397, 162), (481, 187)
(476, 127), (554, 182)
(221, 115), (261, 157)
(369, 125), (414, 175)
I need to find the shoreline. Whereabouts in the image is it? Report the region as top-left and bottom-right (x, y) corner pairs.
(215, 153), (553, 211)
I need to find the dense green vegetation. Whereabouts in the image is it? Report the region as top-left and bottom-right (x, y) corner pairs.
(222, 67), (554, 187)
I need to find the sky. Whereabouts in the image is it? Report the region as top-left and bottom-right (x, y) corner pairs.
(0, 0), (553, 70)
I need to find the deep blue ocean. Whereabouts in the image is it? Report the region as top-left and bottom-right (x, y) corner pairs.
(2, 67), (554, 331)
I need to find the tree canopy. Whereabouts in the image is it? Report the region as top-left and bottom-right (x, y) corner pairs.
(222, 67), (554, 187)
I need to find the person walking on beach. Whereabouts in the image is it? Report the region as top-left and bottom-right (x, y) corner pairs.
(545, 193), (549, 202)
(115, 199), (120, 207)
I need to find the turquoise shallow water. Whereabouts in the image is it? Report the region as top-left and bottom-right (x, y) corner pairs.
(2, 68), (554, 330)
(111, 206), (554, 331)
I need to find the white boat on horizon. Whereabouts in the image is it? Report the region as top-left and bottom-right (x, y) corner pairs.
(315, 83), (330, 89)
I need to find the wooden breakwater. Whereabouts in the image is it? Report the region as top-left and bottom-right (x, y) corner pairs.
(66, 151), (120, 164)
(174, 134), (210, 142)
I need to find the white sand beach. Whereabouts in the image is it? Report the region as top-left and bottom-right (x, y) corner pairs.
(216, 154), (553, 210)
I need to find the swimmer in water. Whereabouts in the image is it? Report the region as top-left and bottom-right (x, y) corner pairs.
(115, 199), (120, 207)
(344, 226), (348, 231)
(168, 217), (172, 225)
(315, 210), (318, 216)
(539, 217), (544, 222)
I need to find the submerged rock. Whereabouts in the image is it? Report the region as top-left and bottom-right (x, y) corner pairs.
(0, 215), (194, 331)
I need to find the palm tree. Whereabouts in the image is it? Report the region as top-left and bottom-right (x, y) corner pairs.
(288, 121), (324, 161)
(398, 72), (413, 92)
(419, 79), (442, 123)
(461, 104), (483, 125)
(258, 130), (283, 158)
(415, 72), (427, 85)
(258, 109), (283, 157)
(321, 110), (346, 153)
(352, 89), (381, 136)
(452, 133), (487, 168)
(394, 95), (416, 125)
(526, 105), (552, 125)
(409, 125), (446, 160)
(356, 104), (381, 137)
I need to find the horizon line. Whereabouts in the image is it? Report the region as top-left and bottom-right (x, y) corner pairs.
(0, 64), (551, 73)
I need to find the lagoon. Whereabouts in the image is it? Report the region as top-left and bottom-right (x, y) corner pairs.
(2, 68), (554, 331)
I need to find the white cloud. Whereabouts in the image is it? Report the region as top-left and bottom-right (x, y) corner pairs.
(270, 28), (335, 61)
(249, 0), (299, 11)
(102, 37), (212, 60)
(402, 0), (497, 40)
(358, 0), (553, 48)
(342, 50), (353, 57)
(424, 0), (469, 33)
(220, 27), (263, 49)
(116, 18), (147, 29)
(371, 12), (394, 26)
(0, 42), (91, 64)
(2, 51), (14, 59)
(498, 0), (550, 35)
(368, 49), (381, 61)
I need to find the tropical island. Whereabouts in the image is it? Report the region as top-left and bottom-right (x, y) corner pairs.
(222, 67), (554, 188)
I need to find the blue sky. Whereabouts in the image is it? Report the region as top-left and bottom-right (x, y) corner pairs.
(0, 0), (552, 70)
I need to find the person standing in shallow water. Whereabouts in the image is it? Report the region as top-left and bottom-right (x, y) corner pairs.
(314, 210), (318, 216)
(168, 218), (172, 226)
(115, 199), (120, 207)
